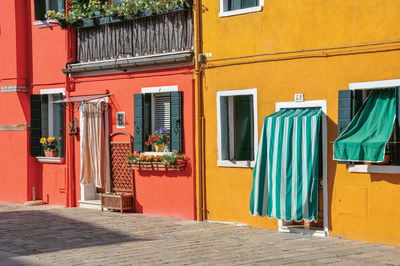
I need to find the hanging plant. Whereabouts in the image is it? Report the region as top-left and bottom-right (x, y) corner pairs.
(46, 0), (191, 28)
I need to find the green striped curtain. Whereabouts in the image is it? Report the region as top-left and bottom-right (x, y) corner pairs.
(250, 108), (322, 222)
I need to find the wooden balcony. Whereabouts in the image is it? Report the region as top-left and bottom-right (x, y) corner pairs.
(65, 9), (194, 74)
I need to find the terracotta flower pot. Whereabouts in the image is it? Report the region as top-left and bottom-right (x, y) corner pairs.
(44, 150), (59, 157)
(154, 143), (165, 152)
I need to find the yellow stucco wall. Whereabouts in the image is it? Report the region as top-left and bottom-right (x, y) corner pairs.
(201, 0), (400, 246)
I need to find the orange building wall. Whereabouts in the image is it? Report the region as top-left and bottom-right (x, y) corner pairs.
(201, 0), (400, 246)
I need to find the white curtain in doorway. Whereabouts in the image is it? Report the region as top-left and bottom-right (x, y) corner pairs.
(80, 101), (110, 188)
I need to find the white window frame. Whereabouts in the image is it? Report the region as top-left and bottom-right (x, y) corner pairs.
(216, 88), (258, 168)
(346, 79), (400, 174)
(36, 88), (66, 163)
(219, 0), (263, 17)
(141, 85), (178, 155)
(275, 100), (329, 237)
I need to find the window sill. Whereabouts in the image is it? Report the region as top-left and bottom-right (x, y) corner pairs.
(142, 151), (173, 156)
(217, 160), (254, 168)
(219, 6), (262, 17)
(348, 164), (400, 174)
(36, 157), (64, 164)
(33, 20), (59, 29)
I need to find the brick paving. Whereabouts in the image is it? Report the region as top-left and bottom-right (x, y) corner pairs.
(0, 202), (400, 265)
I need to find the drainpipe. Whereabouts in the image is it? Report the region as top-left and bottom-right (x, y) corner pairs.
(65, 2), (77, 207)
(193, 0), (206, 221)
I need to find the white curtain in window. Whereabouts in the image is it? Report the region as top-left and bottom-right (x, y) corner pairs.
(80, 102), (110, 188)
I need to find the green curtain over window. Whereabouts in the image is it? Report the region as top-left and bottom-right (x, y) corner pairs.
(250, 108), (322, 222)
(334, 89), (396, 163)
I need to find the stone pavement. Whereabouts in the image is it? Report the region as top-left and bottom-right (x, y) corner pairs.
(1, 202), (400, 266)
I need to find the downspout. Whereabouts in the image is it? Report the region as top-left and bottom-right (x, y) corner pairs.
(193, 0), (206, 221)
(65, 2), (77, 207)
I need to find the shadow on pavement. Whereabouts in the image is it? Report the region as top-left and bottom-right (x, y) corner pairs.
(0, 209), (150, 257)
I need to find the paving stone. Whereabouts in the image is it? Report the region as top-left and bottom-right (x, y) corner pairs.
(1, 202), (400, 265)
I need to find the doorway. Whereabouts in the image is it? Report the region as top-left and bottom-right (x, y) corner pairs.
(79, 98), (111, 201)
(275, 100), (328, 237)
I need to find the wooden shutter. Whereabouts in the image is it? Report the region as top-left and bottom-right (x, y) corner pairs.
(53, 93), (64, 157)
(30, 95), (43, 156)
(34, 0), (46, 20)
(337, 90), (353, 137)
(144, 94), (151, 151)
(170, 91), (183, 152)
(134, 94), (151, 151)
(338, 90), (362, 164)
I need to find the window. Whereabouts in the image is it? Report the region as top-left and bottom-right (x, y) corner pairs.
(217, 88), (258, 167)
(30, 91), (64, 157)
(219, 0), (263, 17)
(34, 0), (65, 21)
(134, 87), (182, 153)
(337, 79), (400, 173)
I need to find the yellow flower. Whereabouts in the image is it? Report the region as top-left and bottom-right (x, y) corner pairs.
(40, 138), (46, 144)
(47, 137), (54, 143)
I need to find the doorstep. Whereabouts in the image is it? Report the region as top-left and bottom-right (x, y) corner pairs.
(78, 199), (101, 210)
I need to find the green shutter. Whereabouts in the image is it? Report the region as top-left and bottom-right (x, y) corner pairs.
(30, 95), (43, 156)
(397, 87), (400, 128)
(34, 0), (46, 20)
(170, 91), (183, 152)
(134, 93), (151, 151)
(144, 94), (151, 151)
(337, 90), (363, 164)
(134, 94), (145, 151)
(53, 93), (64, 157)
(337, 90), (353, 136)
(41, 95), (49, 137)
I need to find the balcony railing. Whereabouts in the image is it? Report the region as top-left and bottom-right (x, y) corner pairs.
(76, 9), (194, 64)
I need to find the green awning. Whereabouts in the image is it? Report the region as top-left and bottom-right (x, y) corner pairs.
(334, 89), (396, 163)
(250, 108), (322, 222)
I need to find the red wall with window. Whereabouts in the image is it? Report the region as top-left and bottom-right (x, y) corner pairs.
(70, 66), (196, 219)
(0, 0), (67, 204)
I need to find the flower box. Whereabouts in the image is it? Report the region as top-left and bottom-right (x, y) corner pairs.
(166, 160), (186, 171)
(130, 162), (141, 170)
(152, 162), (167, 171)
(140, 162), (153, 171)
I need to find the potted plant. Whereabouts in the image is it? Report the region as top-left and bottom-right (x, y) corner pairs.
(126, 152), (140, 170)
(45, 10), (69, 29)
(139, 154), (154, 170)
(145, 128), (170, 152)
(164, 151), (186, 171)
(40, 137), (60, 157)
(152, 155), (167, 171)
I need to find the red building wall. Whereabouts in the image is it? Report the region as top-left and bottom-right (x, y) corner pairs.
(70, 66), (196, 219)
(0, 0), (67, 204)
(0, 1), (196, 220)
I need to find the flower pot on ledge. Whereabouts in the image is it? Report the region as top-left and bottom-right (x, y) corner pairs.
(154, 143), (165, 152)
(44, 150), (59, 157)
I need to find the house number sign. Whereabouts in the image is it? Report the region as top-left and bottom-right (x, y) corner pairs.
(295, 94), (304, 102)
